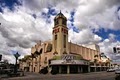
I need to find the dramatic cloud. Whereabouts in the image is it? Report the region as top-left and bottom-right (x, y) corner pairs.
(0, 0), (120, 63)
(0, 7), (53, 63)
(74, 0), (120, 31)
(98, 33), (120, 61)
(69, 29), (102, 44)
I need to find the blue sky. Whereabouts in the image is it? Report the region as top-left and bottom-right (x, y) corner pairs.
(0, 0), (21, 11)
(0, 0), (120, 63)
(0, 0), (119, 39)
(94, 28), (120, 41)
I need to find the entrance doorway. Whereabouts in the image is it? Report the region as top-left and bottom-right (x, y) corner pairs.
(82, 65), (88, 73)
(70, 65), (78, 73)
(51, 66), (59, 74)
(61, 65), (67, 74)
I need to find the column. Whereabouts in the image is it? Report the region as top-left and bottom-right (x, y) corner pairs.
(39, 55), (40, 72)
(88, 66), (90, 72)
(78, 66), (80, 73)
(100, 67), (101, 71)
(48, 66), (52, 74)
(67, 65), (70, 74)
(59, 66), (61, 74)
(94, 63), (96, 72)
(32, 58), (34, 72)
(81, 67), (83, 73)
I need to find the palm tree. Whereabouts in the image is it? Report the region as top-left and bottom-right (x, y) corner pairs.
(100, 53), (107, 58)
(106, 58), (111, 69)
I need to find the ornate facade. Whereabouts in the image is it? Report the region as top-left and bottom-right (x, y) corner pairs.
(19, 12), (112, 74)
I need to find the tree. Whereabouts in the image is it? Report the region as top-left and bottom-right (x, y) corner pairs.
(100, 53), (107, 58)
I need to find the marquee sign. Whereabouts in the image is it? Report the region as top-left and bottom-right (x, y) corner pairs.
(61, 28), (68, 34)
(51, 54), (89, 65)
(61, 54), (75, 60)
(53, 28), (60, 34)
(50, 60), (88, 65)
(53, 28), (68, 34)
(61, 54), (76, 64)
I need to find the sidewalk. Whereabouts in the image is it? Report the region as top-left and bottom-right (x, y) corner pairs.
(0, 74), (8, 78)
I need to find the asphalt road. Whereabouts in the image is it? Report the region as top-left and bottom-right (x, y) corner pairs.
(1, 71), (117, 80)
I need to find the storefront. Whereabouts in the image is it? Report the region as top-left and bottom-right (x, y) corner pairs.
(50, 54), (89, 74)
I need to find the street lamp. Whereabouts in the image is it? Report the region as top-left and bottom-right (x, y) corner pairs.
(0, 54), (2, 61)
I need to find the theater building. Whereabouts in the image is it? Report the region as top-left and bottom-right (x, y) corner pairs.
(19, 12), (112, 74)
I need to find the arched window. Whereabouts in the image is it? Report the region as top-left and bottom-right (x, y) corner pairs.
(55, 35), (57, 40)
(40, 48), (43, 54)
(62, 19), (66, 25)
(55, 19), (59, 25)
(64, 35), (66, 48)
(46, 44), (52, 52)
(44, 57), (47, 64)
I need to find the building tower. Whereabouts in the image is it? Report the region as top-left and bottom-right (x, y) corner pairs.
(52, 11), (69, 56)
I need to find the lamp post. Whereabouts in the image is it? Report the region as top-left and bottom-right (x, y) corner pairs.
(14, 52), (20, 73)
(0, 54), (2, 61)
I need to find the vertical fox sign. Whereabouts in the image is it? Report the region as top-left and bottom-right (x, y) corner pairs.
(113, 47), (120, 53)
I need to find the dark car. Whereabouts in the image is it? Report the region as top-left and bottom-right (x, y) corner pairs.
(7, 69), (24, 77)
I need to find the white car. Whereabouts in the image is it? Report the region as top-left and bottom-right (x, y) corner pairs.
(115, 69), (120, 74)
(107, 68), (115, 72)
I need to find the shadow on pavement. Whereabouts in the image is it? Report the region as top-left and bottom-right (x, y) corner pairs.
(115, 74), (120, 80)
(0, 74), (26, 80)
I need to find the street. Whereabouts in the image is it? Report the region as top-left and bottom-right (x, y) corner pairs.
(1, 71), (117, 80)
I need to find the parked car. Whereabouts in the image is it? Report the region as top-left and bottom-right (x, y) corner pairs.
(0, 68), (12, 74)
(107, 68), (115, 72)
(115, 69), (120, 74)
(7, 69), (24, 77)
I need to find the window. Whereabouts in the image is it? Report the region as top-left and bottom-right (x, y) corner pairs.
(45, 57), (47, 61)
(39, 48), (43, 54)
(46, 44), (52, 52)
(55, 35), (57, 40)
(55, 19), (59, 25)
(64, 35), (66, 48)
(62, 19), (66, 25)
(44, 57), (47, 64)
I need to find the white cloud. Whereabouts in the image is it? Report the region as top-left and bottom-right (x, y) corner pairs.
(0, 5), (53, 63)
(69, 29), (102, 44)
(98, 33), (120, 61)
(0, 0), (120, 63)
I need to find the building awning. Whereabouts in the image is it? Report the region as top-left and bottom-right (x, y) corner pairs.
(50, 60), (89, 65)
